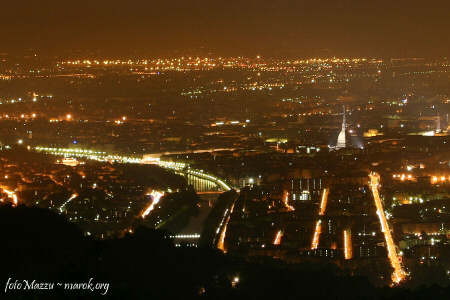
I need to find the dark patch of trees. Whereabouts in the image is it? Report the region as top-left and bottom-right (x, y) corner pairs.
(1, 205), (450, 299)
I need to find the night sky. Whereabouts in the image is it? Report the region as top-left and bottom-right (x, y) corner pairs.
(1, 0), (449, 57)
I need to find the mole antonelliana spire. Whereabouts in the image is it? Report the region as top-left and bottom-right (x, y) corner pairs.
(336, 105), (346, 149)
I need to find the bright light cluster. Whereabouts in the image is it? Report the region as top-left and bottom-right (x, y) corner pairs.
(431, 175), (450, 184)
(158, 160), (186, 170)
(392, 174), (414, 181)
(0, 186), (18, 206)
(35, 147), (142, 164)
(170, 234), (201, 239)
(141, 190), (165, 219)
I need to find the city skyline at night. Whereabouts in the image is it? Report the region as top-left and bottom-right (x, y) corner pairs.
(1, 1), (450, 299)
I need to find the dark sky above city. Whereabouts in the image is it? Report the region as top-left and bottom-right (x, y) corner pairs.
(1, 0), (450, 57)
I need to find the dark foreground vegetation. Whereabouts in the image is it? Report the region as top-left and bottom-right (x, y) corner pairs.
(1, 205), (449, 299)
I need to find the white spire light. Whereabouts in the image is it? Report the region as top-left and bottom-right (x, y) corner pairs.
(335, 105), (346, 149)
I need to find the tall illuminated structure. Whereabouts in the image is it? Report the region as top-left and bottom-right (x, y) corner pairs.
(335, 106), (346, 149)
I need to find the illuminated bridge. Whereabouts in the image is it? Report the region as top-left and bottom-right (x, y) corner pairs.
(157, 160), (232, 192)
(34, 146), (233, 193)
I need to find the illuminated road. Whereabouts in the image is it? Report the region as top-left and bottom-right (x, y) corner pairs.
(311, 220), (322, 250)
(282, 191), (295, 211)
(0, 187), (18, 206)
(343, 229), (352, 260)
(273, 230), (283, 245)
(311, 188), (329, 249)
(319, 188), (329, 216)
(59, 193), (78, 213)
(217, 203), (235, 252)
(369, 172), (406, 284)
(214, 192), (239, 252)
(141, 190), (165, 218)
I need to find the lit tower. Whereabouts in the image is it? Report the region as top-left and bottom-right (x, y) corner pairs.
(336, 106), (346, 149)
